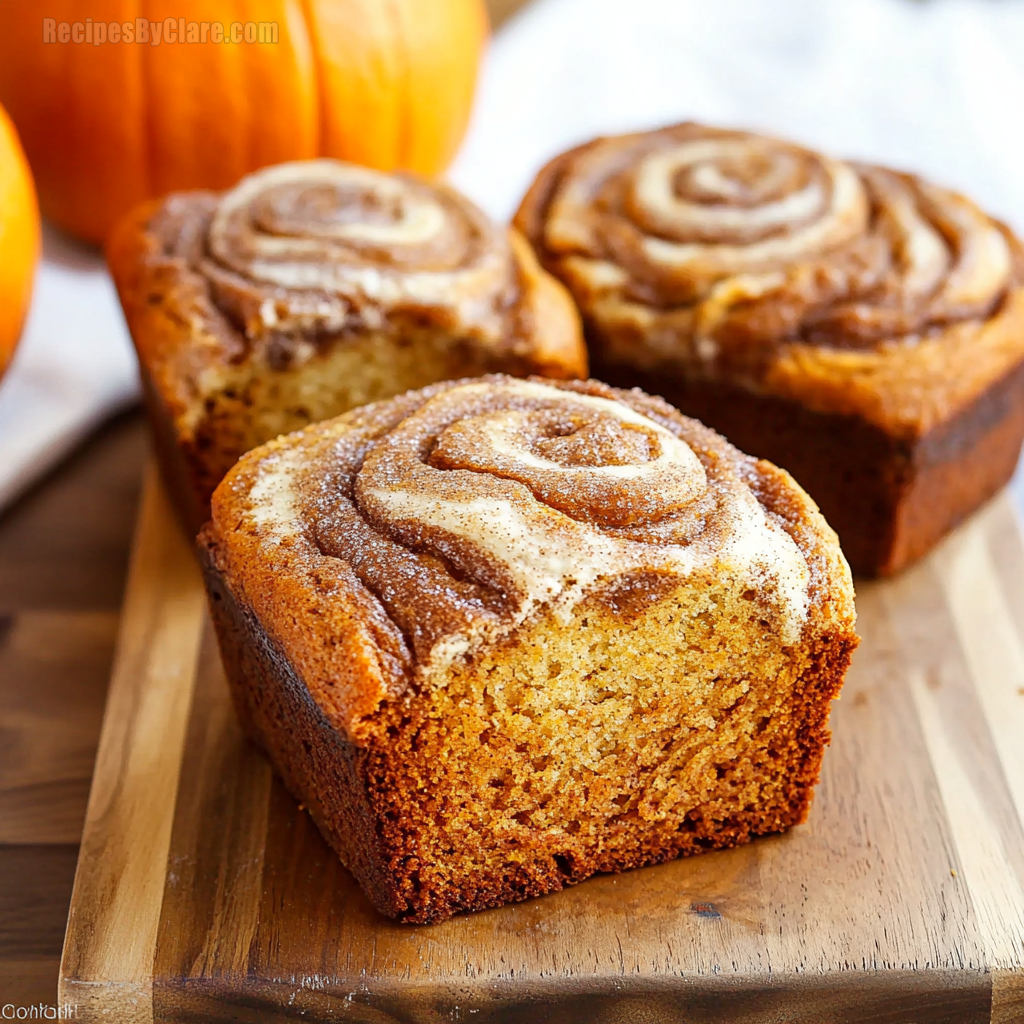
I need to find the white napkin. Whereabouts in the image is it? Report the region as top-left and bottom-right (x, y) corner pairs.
(0, 226), (138, 510)
(2, 0), (1024, 514)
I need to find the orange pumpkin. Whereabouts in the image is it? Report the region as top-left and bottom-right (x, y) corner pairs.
(0, 0), (488, 244)
(0, 102), (40, 381)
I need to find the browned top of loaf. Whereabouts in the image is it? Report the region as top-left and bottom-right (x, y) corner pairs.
(202, 375), (856, 747)
(105, 159), (586, 429)
(515, 122), (1024, 437)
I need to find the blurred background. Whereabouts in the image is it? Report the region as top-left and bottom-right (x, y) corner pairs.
(0, 0), (1023, 1007)
(3, 0), (1024, 513)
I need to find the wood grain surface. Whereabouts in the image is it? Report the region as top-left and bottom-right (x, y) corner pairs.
(0, 409), (146, 1008)
(60, 465), (208, 1022)
(57, 468), (1024, 1023)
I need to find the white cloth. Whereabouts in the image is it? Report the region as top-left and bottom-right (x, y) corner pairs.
(2, 0), (1024, 513)
(0, 226), (137, 509)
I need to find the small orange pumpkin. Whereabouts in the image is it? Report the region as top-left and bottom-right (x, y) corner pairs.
(0, 0), (488, 245)
(0, 102), (40, 381)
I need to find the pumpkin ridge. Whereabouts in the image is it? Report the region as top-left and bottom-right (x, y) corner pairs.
(390, 0), (413, 171)
(139, 0), (154, 211)
(0, 0), (486, 241)
(295, 0), (325, 159)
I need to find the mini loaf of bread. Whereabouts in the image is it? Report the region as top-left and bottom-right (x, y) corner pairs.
(108, 160), (586, 534)
(200, 374), (858, 923)
(516, 123), (1024, 577)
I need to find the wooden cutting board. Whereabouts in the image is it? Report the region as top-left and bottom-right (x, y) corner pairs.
(58, 465), (1024, 1023)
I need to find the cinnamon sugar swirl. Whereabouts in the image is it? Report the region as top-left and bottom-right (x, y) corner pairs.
(200, 375), (857, 923)
(107, 160), (586, 534)
(516, 123), (1024, 576)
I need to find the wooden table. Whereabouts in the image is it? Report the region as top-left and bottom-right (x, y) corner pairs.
(5, 411), (1024, 1019)
(56, 468), (1024, 1022)
(0, 410), (147, 1006)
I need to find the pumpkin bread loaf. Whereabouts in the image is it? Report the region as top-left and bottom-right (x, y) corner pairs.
(200, 374), (858, 923)
(108, 160), (585, 534)
(516, 123), (1024, 577)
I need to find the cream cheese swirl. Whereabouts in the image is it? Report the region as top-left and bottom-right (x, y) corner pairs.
(247, 377), (813, 677)
(179, 159), (516, 349)
(516, 123), (1021, 373)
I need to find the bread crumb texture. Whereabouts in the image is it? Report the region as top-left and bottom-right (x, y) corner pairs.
(202, 375), (857, 922)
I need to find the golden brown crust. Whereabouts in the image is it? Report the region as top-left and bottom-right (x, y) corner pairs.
(201, 376), (857, 923)
(506, 228), (585, 379)
(107, 160), (587, 533)
(106, 198), (224, 430)
(763, 290), (1024, 436)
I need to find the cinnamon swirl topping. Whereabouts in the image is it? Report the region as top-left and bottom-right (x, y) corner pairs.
(517, 123), (1023, 371)
(150, 160), (527, 360)
(243, 377), (813, 675)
